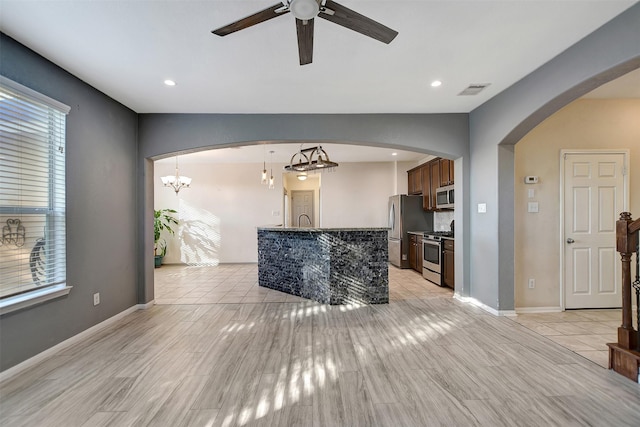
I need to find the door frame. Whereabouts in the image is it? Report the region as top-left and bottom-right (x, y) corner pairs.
(559, 149), (629, 310)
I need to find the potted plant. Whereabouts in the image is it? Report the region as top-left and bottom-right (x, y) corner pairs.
(154, 208), (178, 267)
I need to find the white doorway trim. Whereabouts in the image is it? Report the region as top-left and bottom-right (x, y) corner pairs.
(559, 149), (629, 310)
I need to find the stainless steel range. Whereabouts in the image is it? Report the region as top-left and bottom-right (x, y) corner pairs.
(423, 231), (453, 285)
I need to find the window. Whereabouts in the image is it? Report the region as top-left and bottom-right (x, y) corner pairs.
(0, 76), (71, 314)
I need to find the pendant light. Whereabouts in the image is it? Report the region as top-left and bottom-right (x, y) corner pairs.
(261, 146), (268, 185)
(161, 155), (192, 195)
(268, 151), (275, 190)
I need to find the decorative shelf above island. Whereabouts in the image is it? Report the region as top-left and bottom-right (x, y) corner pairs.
(257, 227), (389, 305)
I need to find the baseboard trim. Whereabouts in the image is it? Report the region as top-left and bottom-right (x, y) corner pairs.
(454, 294), (516, 317)
(0, 303), (148, 383)
(138, 300), (155, 309)
(515, 306), (563, 314)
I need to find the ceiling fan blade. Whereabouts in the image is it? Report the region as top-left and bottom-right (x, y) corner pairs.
(296, 18), (314, 65)
(318, 0), (398, 44)
(212, 3), (289, 36)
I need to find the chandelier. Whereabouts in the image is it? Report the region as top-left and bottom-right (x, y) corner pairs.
(284, 145), (338, 173)
(161, 156), (192, 195)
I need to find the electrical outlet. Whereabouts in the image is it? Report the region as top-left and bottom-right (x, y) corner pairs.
(528, 279), (535, 289)
(93, 293), (100, 306)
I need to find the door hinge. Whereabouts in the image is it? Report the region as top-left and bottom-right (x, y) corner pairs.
(622, 166), (627, 176)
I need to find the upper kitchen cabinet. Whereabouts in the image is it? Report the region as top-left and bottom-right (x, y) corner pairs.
(422, 163), (431, 210)
(439, 159), (454, 186)
(407, 166), (423, 195)
(408, 157), (455, 211)
(429, 160), (440, 210)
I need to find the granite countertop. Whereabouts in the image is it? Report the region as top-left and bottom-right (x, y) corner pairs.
(258, 226), (390, 232)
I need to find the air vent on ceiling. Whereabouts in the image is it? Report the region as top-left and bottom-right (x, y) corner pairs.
(458, 83), (491, 96)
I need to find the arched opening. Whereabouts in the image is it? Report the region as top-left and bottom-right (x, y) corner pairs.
(505, 66), (640, 310)
(149, 140), (455, 304)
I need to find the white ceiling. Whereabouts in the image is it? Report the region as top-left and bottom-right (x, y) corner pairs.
(1, 0), (637, 115)
(159, 142), (431, 164)
(2, 1), (637, 165)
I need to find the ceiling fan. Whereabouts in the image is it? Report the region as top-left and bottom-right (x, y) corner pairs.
(212, 0), (398, 65)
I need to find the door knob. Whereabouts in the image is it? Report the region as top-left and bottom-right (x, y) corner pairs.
(566, 238), (575, 244)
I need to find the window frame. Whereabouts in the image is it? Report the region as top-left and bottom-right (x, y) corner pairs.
(0, 76), (72, 315)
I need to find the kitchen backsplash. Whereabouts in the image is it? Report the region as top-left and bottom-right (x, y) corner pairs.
(434, 211), (454, 231)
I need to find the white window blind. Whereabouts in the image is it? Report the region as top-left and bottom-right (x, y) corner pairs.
(0, 76), (70, 299)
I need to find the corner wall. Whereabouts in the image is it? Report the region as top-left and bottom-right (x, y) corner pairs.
(468, 4), (640, 311)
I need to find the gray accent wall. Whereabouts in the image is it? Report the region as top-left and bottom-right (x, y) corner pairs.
(0, 34), (139, 371)
(137, 113), (471, 303)
(468, 4), (640, 310)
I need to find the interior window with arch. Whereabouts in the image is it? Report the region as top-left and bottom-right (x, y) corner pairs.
(0, 76), (71, 314)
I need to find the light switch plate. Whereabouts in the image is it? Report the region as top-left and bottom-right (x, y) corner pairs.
(477, 203), (487, 213)
(528, 189), (535, 198)
(528, 202), (539, 213)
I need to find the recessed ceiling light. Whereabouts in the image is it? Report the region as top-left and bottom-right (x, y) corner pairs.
(391, 152), (398, 156)
(164, 79), (176, 86)
(431, 80), (442, 88)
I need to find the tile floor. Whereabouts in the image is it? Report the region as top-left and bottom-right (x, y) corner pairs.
(155, 263), (628, 369)
(510, 310), (625, 368)
(154, 263), (453, 305)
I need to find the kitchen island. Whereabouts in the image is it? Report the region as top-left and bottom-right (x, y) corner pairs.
(257, 227), (389, 305)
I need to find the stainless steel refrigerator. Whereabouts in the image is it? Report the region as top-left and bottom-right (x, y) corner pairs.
(388, 195), (433, 268)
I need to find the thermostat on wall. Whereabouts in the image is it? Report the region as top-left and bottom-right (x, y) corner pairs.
(524, 176), (539, 184)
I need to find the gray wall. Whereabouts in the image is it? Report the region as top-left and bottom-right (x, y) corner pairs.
(137, 113), (471, 302)
(0, 34), (139, 371)
(468, 4), (640, 310)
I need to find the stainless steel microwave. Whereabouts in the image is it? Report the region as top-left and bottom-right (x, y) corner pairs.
(435, 185), (454, 209)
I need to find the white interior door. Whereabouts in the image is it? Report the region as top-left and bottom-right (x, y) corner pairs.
(563, 151), (627, 309)
(291, 190), (314, 227)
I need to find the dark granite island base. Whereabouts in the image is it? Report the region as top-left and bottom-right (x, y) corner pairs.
(257, 227), (389, 305)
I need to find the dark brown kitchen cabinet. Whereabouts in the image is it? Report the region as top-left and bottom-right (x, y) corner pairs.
(408, 157), (454, 211)
(443, 239), (455, 288)
(429, 159), (440, 211)
(409, 233), (422, 273)
(439, 159), (454, 186)
(421, 164), (431, 210)
(407, 167), (422, 195)
(409, 234), (418, 270)
(416, 235), (423, 273)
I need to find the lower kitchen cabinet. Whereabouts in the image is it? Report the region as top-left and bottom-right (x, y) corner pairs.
(409, 233), (423, 273)
(443, 239), (455, 288)
(416, 235), (423, 274)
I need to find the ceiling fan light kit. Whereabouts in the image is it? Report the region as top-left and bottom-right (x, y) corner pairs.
(290, 0), (319, 20)
(212, 0), (398, 66)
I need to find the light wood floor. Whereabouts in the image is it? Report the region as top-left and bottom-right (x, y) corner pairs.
(1, 265), (639, 426)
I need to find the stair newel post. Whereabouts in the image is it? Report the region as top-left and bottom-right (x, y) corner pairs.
(616, 212), (637, 350)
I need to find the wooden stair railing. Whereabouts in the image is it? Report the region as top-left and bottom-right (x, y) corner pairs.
(608, 212), (640, 382)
